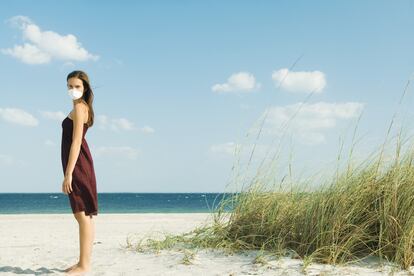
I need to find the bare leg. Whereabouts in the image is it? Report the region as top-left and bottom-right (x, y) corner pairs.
(66, 211), (94, 275)
(64, 213), (81, 272)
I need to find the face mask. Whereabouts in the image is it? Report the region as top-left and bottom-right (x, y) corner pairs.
(68, 88), (83, 100)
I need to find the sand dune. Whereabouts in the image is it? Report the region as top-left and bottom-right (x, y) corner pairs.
(0, 213), (411, 275)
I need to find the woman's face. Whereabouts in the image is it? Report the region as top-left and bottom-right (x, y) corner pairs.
(67, 77), (84, 92)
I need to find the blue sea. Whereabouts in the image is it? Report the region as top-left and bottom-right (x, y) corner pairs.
(0, 193), (235, 214)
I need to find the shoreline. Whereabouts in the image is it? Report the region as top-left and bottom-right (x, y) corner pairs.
(0, 212), (225, 215)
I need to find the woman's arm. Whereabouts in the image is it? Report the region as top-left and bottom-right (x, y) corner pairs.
(65, 102), (87, 177)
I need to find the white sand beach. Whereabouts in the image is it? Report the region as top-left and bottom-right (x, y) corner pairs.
(0, 213), (412, 275)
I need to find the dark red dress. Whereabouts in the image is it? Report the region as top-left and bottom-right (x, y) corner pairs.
(61, 116), (98, 217)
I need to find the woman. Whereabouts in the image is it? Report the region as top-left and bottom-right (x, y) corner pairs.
(61, 70), (98, 275)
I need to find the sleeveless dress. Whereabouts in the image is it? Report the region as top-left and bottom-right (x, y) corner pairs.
(61, 116), (98, 218)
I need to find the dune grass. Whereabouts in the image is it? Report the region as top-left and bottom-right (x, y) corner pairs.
(126, 77), (414, 270)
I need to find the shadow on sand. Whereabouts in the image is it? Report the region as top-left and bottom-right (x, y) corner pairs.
(0, 266), (67, 275)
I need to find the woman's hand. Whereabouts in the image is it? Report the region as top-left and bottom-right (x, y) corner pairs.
(62, 174), (73, 194)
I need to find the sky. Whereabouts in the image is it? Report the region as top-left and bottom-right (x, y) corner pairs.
(0, 0), (413, 193)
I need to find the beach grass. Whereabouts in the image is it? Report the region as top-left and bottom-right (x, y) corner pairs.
(127, 78), (414, 270)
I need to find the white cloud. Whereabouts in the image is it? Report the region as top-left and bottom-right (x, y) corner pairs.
(39, 111), (154, 134)
(96, 114), (154, 134)
(212, 72), (261, 93)
(44, 139), (55, 146)
(209, 142), (270, 160)
(0, 107), (38, 126)
(272, 68), (327, 93)
(112, 117), (135, 130)
(1, 15), (99, 64)
(0, 154), (14, 166)
(94, 146), (140, 160)
(2, 43), (51, 64)
(262, 102), (364, 145)
(140, 126), (155, 134)
(97, 115), (131, 130)
(39, 110), (66, 121)
(61, 61), (76, 68)
(240, 103), (252, 110)
(0, 154), (26, 167)
(210, 142), (241, 155)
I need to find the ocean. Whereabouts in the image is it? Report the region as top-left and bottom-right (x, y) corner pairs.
(0, 193), (235, 214)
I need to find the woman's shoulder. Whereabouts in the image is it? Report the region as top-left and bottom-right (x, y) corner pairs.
(74, 98), (88, 107)
(74, 100), (89, 111)
(71, 101), (89, 118)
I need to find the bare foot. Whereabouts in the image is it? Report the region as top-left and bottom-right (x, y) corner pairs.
(64, 262), (79, 272)
(66, 265), (90, 275)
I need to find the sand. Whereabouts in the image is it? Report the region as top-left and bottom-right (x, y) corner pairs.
(0, 213), (412, 275)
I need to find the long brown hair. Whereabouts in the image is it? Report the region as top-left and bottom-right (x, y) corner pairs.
(66, 70), (95, 128)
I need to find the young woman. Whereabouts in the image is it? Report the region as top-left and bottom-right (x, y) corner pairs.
(61, 70), (98, 275)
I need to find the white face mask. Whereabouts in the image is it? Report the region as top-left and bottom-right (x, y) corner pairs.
(68, 88), (83, 100)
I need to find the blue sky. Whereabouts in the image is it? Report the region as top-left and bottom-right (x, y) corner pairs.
(0, 1), (413, 192)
